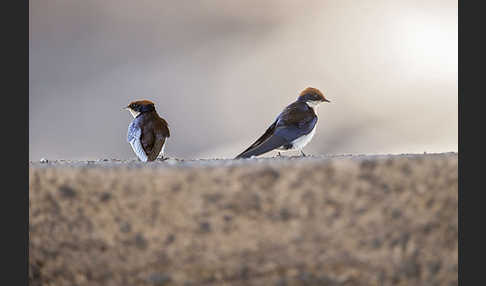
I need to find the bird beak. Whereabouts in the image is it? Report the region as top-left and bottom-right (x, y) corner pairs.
(121, 106), (129, 111)
(323, 98), (331, 103)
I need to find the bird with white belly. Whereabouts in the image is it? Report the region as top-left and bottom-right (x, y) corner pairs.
(235, 87), (330, 159)
(123, 100), (170, 162)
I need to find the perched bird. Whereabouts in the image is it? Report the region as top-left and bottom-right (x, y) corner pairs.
(235, 87), (330, 159)
(123, 100), (170, 161)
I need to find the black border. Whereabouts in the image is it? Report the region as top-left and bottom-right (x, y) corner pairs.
(458, 0), (481, 285)
(3, 0), (28, 285)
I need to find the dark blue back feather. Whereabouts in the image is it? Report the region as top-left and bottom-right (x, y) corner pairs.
(235, 101), (317, 158)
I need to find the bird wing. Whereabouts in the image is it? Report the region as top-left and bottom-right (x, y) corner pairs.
(159, 117), (170, 138)
(127, 123), (149, 162)
(142, 115), (170, 161)
(273, 102), (317, 142)
(235, 102), (317, 159)
(146, 135), (166, 161)
(127, 113), (170, 161)
(235, 121), (287, 159)
(235, 133), (288, 159)
(236, 120), (277, 157)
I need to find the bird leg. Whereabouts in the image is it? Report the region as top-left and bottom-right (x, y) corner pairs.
(300, 150), (307, 157)
(276, 152), (282, 157)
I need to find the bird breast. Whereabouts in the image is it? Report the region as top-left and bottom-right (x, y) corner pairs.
(289, 123), (317, 150)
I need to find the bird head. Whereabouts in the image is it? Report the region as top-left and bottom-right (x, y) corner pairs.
(297, 87), (330, 108)
(123, 100), (156, 118)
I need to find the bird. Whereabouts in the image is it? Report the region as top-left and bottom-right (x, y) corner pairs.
(123, 100), (170, 162)
(235, 87), (330, 159)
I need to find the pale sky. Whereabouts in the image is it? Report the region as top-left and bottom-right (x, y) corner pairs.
(30, 0), (457, 160)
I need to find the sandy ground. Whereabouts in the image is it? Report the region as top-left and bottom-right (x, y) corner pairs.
(29, 152), (457, 286)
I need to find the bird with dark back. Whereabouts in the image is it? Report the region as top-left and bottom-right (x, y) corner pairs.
(235, 87), (330, 159)
(124, 100), (170, 162)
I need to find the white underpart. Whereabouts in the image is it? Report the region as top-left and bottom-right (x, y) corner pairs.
(305, 101), (322, 108)
(289, 122), (317, 150)
(284, 101), (320, 151)
(129, 128), (148, 162)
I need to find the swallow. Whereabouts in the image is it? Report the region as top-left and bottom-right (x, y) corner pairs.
(123, 100), (170, 161)
(235, 87), (330, 159)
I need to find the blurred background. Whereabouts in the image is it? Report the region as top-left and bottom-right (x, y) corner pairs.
(29, 0), (457, 160)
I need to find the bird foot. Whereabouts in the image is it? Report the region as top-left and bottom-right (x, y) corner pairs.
(300, 151), (307, 157)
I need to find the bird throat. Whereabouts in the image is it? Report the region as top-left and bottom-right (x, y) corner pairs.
(129, 109), (141, 118)
(306, 101), (321, 108)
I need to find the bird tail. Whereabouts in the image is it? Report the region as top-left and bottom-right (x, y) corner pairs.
(235, 135), (287, 159)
